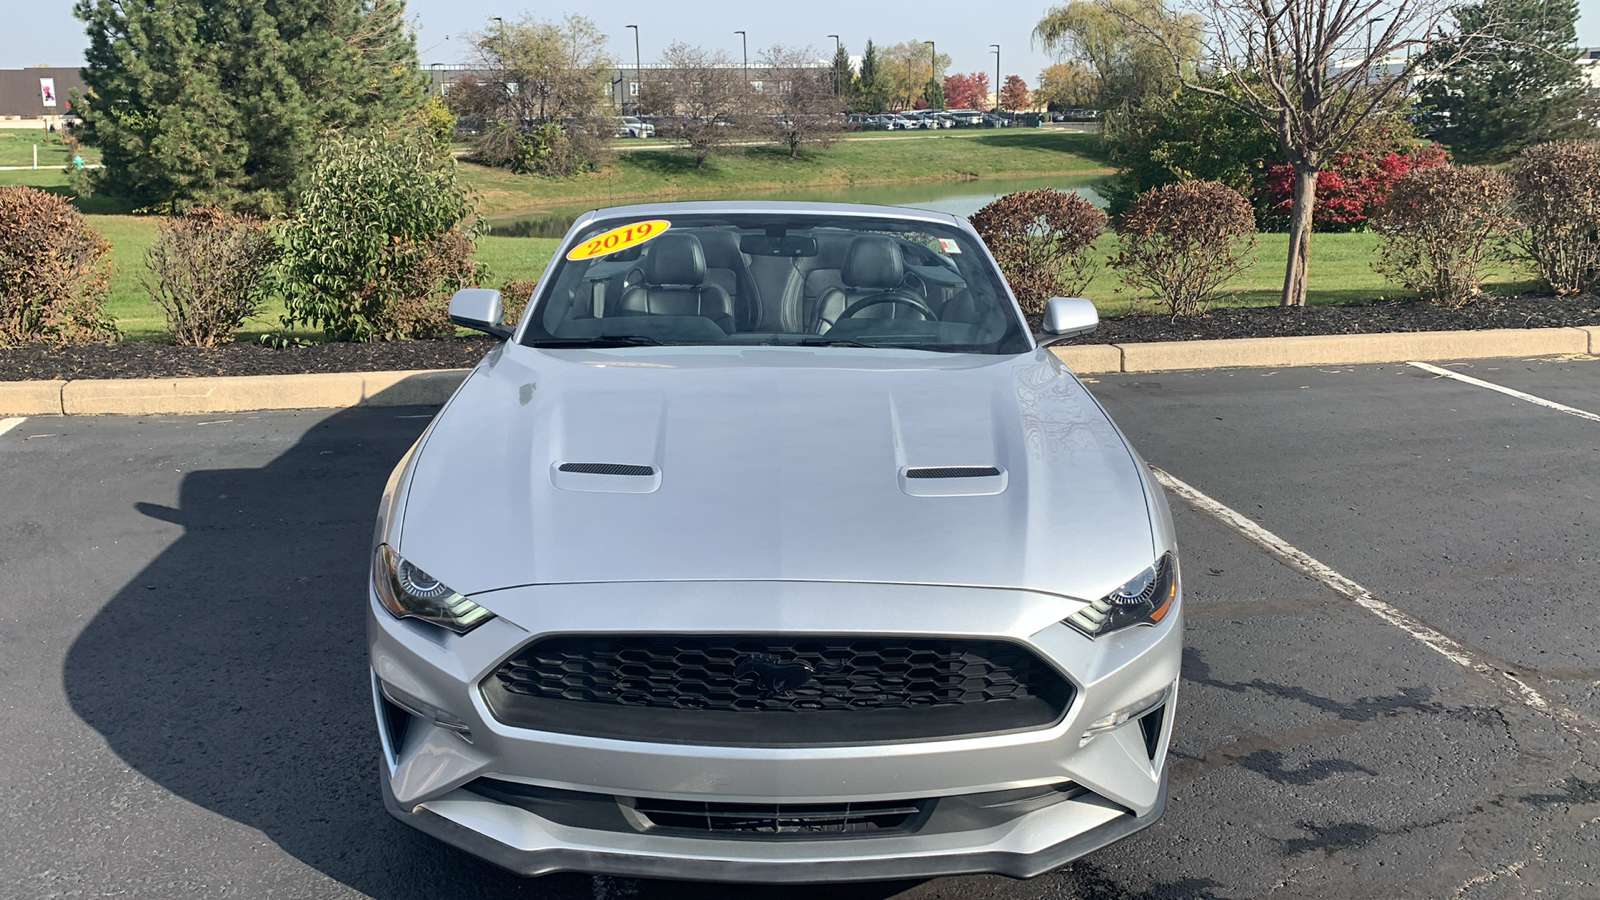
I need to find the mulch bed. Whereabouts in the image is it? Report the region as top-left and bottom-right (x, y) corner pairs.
(1065, 292), (1600, 345)
(3, 293), (1597, 382)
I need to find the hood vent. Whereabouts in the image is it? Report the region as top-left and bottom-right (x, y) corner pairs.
(899, 464), (1007, 498)
(558, 462), (656, 476)
(552, 461), (662, 494)
(906, 466), (1002, 479)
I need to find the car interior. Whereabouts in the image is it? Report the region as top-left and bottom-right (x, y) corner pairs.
(525, 217), (1028, 353)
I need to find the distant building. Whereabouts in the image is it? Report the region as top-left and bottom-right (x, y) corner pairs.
(1578, 48), (1600, 95)
(0, 67), (87, 122)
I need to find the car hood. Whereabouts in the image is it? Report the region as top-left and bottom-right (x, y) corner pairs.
(396, 344), (1156, 600)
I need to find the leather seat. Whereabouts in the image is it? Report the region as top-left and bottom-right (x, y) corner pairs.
(618, 233), (737, 333)
(811, 236), (926, 334)
(691, 230), (760, 332)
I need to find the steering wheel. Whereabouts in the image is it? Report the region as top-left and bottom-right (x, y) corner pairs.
(837, 291), (938, 321)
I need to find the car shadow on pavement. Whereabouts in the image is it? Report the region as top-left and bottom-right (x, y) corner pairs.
(59, 399), (918, 900)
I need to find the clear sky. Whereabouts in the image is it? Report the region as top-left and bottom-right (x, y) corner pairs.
(8, 0), (1600, 84)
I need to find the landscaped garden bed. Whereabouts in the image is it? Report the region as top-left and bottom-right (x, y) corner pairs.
(3, 291), (1594, 383)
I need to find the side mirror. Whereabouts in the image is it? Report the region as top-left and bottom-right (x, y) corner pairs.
(449, 288), (513, 340)
(1037, 296), (1098, 346)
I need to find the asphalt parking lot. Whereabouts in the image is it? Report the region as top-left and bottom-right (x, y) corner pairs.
(1, 354), (1596, 899)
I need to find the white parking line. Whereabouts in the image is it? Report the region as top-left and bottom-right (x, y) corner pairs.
(0, 417), (26, 438)
(1152, 466), (1599, 742)
(1407, 361), (1600, 424)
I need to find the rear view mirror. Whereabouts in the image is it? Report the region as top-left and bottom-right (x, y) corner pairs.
(449, 288), (513, 340)
(740, 234), (818, 257)
(1037, 296), (1098, 345)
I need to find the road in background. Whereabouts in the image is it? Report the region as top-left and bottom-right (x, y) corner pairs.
(1, 356), (1596, 898)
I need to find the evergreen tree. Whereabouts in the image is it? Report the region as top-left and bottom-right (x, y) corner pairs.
(923, 79), (945, 109)
(1418, 0), (1596, 163)
(73, 0), (427, 212)
(858, 40), (884, 113)
(831, 42), (855, 99)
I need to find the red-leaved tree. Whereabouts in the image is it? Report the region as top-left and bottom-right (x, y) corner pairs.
(1262, 145), (1446, 232)
(942, 72), (991, 110)
(999, 75), (1031, 111)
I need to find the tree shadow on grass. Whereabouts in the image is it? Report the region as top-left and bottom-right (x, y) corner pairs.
(59, 393), (922, 900)
(969, 130), (1107, 161)
(617, 146), (729, 179)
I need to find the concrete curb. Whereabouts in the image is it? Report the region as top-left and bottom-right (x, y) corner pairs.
(2, 327), (1595, 417)
(1103, 327), (1594, 374)
(42, 369), (470, 417)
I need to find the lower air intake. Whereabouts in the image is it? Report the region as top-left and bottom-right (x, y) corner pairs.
(633, 798), (924, 836)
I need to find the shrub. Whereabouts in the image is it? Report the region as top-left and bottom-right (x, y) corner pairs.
(0, 185), (117, 346)
(969, 189), (1106, 316)
(1373, 166), (1516, 308)
(143, 208), (278, 346)
(499, 277), (539, 328)
(1110, 181), (1257, 317)
(277, 131), (486, 341)
(1508, 141), (1600, 295)
(1261, 145), (1447, 232)
(388, 232), (481, 340)
(473, 118), (611, 177)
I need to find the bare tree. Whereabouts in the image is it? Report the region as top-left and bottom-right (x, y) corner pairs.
(465, 14), (616, 173)
(642, 43), (750, 169)
(757, 46), (846, 158)
(1123, 0), (1483, 305)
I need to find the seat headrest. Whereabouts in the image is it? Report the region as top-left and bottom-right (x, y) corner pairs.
(813, 233), (852, 270)
(692, 230), (746, 270)
(644, 233), (706, 285)
(841, 236), (904, 289)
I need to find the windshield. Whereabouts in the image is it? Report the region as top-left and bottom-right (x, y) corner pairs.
(520, 213), (1030, 354)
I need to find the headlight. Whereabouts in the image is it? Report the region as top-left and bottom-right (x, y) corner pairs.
(372, 544), (494, 634)
(1064, 552), (1178, 638)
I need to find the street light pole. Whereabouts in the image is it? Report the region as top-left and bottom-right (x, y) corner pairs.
(828, 34), (841, 96)
(735, 30), (747, 86)
(1365, 17), (1385, 83)
(924, 40), (935, 105)
(990, 44), (1000, 112)
(626, 24), (640, 113)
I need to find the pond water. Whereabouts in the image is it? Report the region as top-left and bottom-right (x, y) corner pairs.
(485, 174), (1110, 238)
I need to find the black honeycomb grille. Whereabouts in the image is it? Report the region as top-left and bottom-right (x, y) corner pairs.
(481, 635), (1072, 745)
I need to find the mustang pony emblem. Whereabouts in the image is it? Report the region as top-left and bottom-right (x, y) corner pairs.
(734, 654), (837, 698)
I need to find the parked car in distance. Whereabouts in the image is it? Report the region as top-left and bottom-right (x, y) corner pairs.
(612, 116), (655, 138)
(370, 200), (1183, 883)
(946, 109), (985, 126)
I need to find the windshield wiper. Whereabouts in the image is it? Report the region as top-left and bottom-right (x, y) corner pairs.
(794, 336), (882, 348)
(525, 334), (666, 347)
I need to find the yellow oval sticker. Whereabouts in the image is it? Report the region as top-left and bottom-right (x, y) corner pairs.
(566, 219), (671, 261)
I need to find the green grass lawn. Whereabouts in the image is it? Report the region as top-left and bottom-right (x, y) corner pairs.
(0, 128), (98, 168)
(463, 130), (1111, 215)
(89, 212), (559, 341)
(1079, 231), (1533, 317)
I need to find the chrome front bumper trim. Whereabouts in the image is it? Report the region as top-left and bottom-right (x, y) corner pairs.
(382, 764), (1167, 883)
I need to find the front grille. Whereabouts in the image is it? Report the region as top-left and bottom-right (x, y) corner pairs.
(480, 635), (1073, 745)
(633, 798), (924, 836)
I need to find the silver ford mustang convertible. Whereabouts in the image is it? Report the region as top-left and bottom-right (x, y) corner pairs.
(368, 201), (1181, 882)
